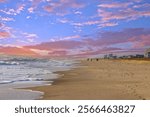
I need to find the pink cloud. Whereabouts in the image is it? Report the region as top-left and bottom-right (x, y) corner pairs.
(0, 4), (25, 15)
(98, 2), (131, 8)
(48, 50), (68, 57)
(16, 4), (25, 14)
(0, 31), (10, 39)
(0, 46), (38, 56)
(28, 0), (47, 13)
(26, 40), (84, 50)
(1, 28), (150, 57)
(129, 34), (150, 48)
(30, 49), (50, 56)
(0, 0), (6, 3)
(43, 6), (53, 12)
(0, 23), (2, 27)
(43, 0), (85, 15)
(72, 20), (118, 28)
(72, 1), (150, 29)
(22, 32), (38, 39)
(99, 22), (118, 28)
(132, 0), (142, 3)
(61, 35), (80, 40)
(98, 8), (138, 22)
(50, 35), (80, 41)
(28, 7), (34, 13)
(133, 3), (150, 8)
(88, 28), (150, 47)
(97, 1), (150, 25)
(24, 28), (150, 57)
(31, 0), (43, 6)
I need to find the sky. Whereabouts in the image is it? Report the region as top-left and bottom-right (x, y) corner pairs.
(0, 0), (150, 58)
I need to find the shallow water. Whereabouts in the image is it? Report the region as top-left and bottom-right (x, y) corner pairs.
(0, 55), (78, 99)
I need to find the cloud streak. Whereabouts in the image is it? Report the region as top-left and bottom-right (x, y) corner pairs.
(0, 31), (10, 39)
(0, 0), (6, 3)
(0, 46), (38, 56)
(96, 1), (150, 27)
(17, 28), (150, 57)
(0, 28), (150, 57)
(43, 0), (85, 15)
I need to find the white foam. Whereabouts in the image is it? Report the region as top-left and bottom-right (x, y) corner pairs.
(0, 56), (78, 99)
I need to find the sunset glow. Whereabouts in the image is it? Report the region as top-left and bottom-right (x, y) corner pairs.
(0, 0), (150, 57)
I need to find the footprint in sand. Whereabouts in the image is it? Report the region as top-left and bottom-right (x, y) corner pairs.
(124, 84), (146, 100)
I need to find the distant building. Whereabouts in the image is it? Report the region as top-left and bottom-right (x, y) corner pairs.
(112, 56), (117, 59)
(104, 55), (108, 59)
(104, 54), (117, 59)
(120, 56), (128, 59)
(145, 48), (150, 58)
(127, 55), (135, 58)
(135, 54), (144, 58)
(108, 54), (113, 58)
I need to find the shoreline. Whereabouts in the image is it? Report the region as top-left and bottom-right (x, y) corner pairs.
(0, 58), (79, 100)
(29, 59), (150, 100)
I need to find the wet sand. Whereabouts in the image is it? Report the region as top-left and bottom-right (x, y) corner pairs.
(30, 59), (150, 100)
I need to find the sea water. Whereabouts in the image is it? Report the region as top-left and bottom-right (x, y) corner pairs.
(0, 55), (78, 99)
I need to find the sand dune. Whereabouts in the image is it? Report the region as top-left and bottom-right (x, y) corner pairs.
(30, 59), (150, 100)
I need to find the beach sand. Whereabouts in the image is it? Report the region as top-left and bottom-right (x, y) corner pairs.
(30, 59), (150, 100)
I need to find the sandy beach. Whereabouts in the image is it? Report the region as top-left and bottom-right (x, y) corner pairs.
(30, 59), (150, 100)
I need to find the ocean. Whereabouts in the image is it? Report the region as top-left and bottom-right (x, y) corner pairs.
(0, 55), (78, 99)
